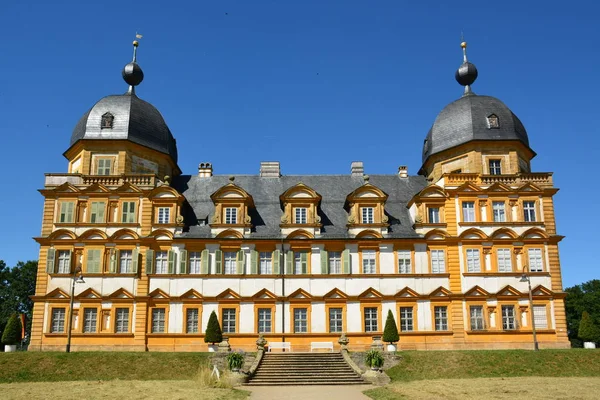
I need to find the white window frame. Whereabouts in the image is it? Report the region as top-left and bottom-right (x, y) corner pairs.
(157, 207), (170, 224)
(428, 207), (440, 223)
(121, 201), (136, 223)
(186, 308), (199, 333)
(434, 306), (448, 331)
(152, 308), (166, 333)
(364, 307), (378, 332)
(523, 201), (536, 222)
(489, 159), (502, 175)
(115, 308), (129, 333)
(329, 251), (342, 274)
(83, 308), (97, 333)
(155, 251), (168, 274)
(294, 308), (308, 333)
(294, 251), (304, 275)
(497, 248), (512, 272)
(400, 307), (413, 332)
(259, 252), (272, 274)
(57, 250), (71, 274)
(294, 207), (307, 224)
(466, 249), (481, 273)
(51, 308), (66, 333)
(222, 308), (236, 333)
(362, 250), (376, 274)
(470, 306), (485, 330)
(492, 201), (506, 222)
(502, 305), (516, 330)
(462, 201), (475, 222)
(189, 251), (202, 274)
(225, 207), (237, 224)
(398, 250), (411, 274)
(533, 305), (548, 329)
(528, 248), (543, 272)
(119, 250), (133, 274)
(361, 207), (374, 224)
(329, 308), (343, 333)
(431, 250), (446, 273)
(224, 252), (237, 275)
(258, 308), (272, 333)
(96, 158), (112, 175)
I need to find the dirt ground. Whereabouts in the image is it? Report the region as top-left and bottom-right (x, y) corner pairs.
(0, 380), (247, 400)
(366, 377), (600, 400)
(246, 384), (374, 399)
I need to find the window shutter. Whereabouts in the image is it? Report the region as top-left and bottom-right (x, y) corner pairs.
(273, 250), (281, 274)
(46, 248), (56, 274)
(97, 203), (105, 223)
(250, 250), (258, 274)
(168, 250), (176, 274)
(201, 249), (210, 274)
(65, 250), (72, 273)
(109, 249), (117, 273)
(236, 250), (245, 274)
(320, 250), (328, 274)
(66, 202), (74, 222)
(132, 249), (139, 273)
(342, 249), (351, 274)
(145, 249), (154, 274)
(215, 250), (223, 274)
(301, 252), (308, 274)
(179, 250), (188, 274)
(286, 251), (293, 275)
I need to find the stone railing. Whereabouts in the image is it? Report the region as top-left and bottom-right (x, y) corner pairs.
(444, 172), (553, 188)
(44, 173), (158, 189)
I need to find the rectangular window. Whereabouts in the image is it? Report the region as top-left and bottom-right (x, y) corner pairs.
(462, 202), (475, 222)
(361, 207), (374, 224)
(329, 308), (343, 333)
(470, 306), (485, 330)
(362, 250), (377, 274)
(157, 207), (170, 224)
(259, 252), (272, 274)
(400, 307), (413, 332)
(398, 250), (412, 274)
(502, 305), (516, 330)
(86, 249), (101, 273)
(329, 251), (342, 274)
(466, 249), (481, 273)
(533, 305), (548, 329)
(222, 308), (236, 333)
(152, 308), (166, 333)
(83, 308), (97, 333)
(294, 308), (308, 333)
(224, 252), (237, 274)
(258, 308), (272, 333)
(225, 207), (237, 224)
(57, 250), (71, 274)
(186, 308), (199, 333)
(523, 201), (536, 222)
(90, 202), (105, 223)
(489, 159), (502, 175)
(294, 251), (306, 275)
(497, 248), (512, 272)
(294, 207), (307, 224)
(51, 308), (66, 333)
(431, 250), (446, 273)
(189, 251), (202, 274)
(59, 201), (75, 223)
(364, 307), (378, 332)
(528, 248), (544, 272)
(434, 306), (448, 331)
(428, 207), (440, 223)
(492, 201), (506, 222)
(115, 308), (129, 333)
(119, 250), (133, 273)
(154, 251), (168, 274)
(121, 201), (136, 223)
(96, 158), (112, 175)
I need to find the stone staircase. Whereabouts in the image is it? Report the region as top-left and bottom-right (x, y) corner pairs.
(246, 352), (365, 386)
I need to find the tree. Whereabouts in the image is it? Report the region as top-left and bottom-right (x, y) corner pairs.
(0, 260), (37, 346)
(382, 310), (399, 344)
(565, 280), (600, 347)
(204, 311), (223, 344)
(578, 311), (600, 343)
(1, 314), (22, 345)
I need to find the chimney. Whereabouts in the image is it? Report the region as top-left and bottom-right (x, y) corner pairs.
(398, 165), (408, 178)
(198, 162), (213, 177)
(260, 161), (281, 177)
(351, 161), (364, 177)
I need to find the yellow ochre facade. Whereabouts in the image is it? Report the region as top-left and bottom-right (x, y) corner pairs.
(29, 42), (569, 352)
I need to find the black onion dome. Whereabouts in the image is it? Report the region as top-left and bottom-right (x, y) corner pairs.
(422, 95), (531, 165)
(455, 61), (478, 86)
(70, 94), (178, 163)
(122, 62), (144, 86)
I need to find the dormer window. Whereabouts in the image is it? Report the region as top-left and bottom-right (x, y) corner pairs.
(345, 183), (389, 236)
(101, 112), (114, 129)
(209, 183), (254, 237)
(225, 207), (237, 224)
(361, 207), (374, 224)
(294, 207), (307, 224)
(487, 114), (499, 129)
(280, 183), (322, 236)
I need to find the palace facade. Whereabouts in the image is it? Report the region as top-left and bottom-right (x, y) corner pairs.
(29, 41), (569, 351)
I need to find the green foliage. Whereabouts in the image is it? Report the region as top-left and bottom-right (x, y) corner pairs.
(226, 351), (245, 371)
(204, 311), (222, 344)
(1, 314), (22, 345)
(565, 279), (600, 347)
(365, 349), (384, 369)
(382, 310), (399, 344)
(0, 260), (37, 345)
(578, 311), (600, 342)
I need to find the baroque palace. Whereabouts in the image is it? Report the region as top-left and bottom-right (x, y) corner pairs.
(30, 41), (569, 351)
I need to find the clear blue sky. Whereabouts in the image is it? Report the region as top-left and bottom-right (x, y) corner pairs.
(0, 0), (597, 288)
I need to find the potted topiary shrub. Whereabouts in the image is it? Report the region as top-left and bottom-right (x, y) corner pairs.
(382, 310), (400, 352)
(1, 314), (22, 352)
(579, 311), (600, 349)
(204, 311), (223, 352)
(226, 351), (245, 372)
(365, 349), (384, 371)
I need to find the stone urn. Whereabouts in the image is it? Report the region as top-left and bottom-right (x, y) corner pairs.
(386, 343), (397, 352)
(371, 335), (384, 350)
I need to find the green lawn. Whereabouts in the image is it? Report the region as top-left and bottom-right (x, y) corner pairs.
(0, 352), (210, 383)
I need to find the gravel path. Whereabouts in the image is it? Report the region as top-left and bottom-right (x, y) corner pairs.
(245, 385), (374, 400)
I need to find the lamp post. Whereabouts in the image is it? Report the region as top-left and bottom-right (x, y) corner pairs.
(66, 266), (85, 353)
(519, 267), (539, 351)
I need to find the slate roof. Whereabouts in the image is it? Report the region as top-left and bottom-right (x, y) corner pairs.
(172, 174), (428, 239)
(422, 94), (531, 165)
(70, 94), (178, 162)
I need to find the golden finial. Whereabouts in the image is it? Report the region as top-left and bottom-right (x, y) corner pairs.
(460, 41), (467, 49)
(132, 33), (142, 61)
